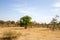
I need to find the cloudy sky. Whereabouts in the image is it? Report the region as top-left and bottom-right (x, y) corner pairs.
(0, 0), (60, 23)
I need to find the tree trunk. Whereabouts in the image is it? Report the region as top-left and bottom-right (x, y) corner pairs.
(25, 25), (27, 29)
(52, 22), (55, 31)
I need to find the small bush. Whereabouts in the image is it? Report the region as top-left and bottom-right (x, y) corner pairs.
(2, 30), (21, 40)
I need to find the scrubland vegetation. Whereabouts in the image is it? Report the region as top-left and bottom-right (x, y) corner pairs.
(0, 15), (60, 40)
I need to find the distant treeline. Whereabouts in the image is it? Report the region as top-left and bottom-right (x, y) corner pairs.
(0, 20), (60, 30)
(0, 15), (60, 31)
(0, 20), (20, 27)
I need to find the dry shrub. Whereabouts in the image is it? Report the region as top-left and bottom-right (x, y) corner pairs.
(2, 30), (21, 40)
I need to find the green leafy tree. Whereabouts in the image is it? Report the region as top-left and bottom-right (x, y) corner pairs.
(20, 15), (32, 29)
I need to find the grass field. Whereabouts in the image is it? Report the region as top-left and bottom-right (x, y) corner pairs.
(0, 27), (60, 40)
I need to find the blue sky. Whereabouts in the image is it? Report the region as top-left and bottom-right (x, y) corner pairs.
(0, 0), (60, 23)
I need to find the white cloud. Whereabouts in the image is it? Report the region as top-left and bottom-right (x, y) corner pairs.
(10, 4), (55, 23)
(52, 2), (60, 7)
(51, 1), (60, 15)
(50, 9), (60, 14)
(14, 8), (53, 23)
(51, 8), (60, 12)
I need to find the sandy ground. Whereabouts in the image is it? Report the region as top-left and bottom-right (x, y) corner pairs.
(0, 27), (60, 40)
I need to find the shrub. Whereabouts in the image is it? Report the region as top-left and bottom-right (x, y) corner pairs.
(2, 30), (21, 40)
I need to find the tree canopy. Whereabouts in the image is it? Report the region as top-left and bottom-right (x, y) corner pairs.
(20, 15), (32, 29)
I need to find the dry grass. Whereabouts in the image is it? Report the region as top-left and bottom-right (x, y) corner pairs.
(0, 27), (60, 40)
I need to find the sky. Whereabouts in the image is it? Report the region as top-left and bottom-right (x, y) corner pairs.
(0, 0), (60, 23)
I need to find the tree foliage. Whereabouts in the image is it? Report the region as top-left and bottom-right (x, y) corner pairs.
(20, 15), (32, 29)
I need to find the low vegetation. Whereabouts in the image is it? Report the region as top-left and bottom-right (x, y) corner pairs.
(0, 15), (60, 40)
(0, 30), (21, 40)
(0, 27), (60, 40)
(0, 15), (60, 31)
